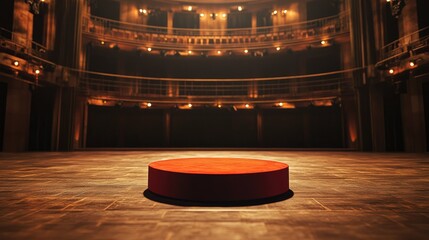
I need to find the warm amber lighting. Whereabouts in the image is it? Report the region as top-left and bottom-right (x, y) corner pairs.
(238, 6), (243, 11)
(200, 13), (205, 17)
(278, 102), (284, 107)
(100, 41), (105, 45)
(188, 6), (193, 11)
(147, 47), (152, 52)
(188, 50), (192, 54)
(389, 69), (395, 75)
(139, 9), (148, 15)
(217, 104), (222, 108)
(386, 0), (391, 2)
(244, 49), (249, 53)
(221, 13), (227, 18)
(217, 50), (222, 54)
(13, 60), (19, 66)
(188, 103), (192, 108)
(102, 100), (107, 104)
(245, 104), (250, 108)
(34, 69), (41, 75)
(321, 40), (327, 45)
(409, 61), (416, 67)
(272, 10), (278, 16)
(276, 47), (281, 51)
(147, 102), (152, 107)
(282, 10), (288, 14)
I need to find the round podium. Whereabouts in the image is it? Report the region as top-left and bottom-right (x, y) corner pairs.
(148, 158), (289, 201)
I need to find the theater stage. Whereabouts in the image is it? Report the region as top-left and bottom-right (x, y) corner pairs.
(0, 151), (428, 239)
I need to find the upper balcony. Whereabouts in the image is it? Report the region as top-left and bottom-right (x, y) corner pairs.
(82, 12), (350, 55)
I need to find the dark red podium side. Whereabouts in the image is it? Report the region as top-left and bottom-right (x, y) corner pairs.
(148, 158), (289, 201)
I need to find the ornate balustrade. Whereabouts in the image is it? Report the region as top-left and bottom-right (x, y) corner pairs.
(82, 12), (350, 51)
(75, 68), (357, 103)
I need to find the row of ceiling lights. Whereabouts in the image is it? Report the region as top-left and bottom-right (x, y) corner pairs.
(387, 60), (418, 75)
(10, 60), (42, 75)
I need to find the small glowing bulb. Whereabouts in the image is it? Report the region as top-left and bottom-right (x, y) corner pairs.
(218, 104), (222, 108)
(35, 69), (41, 75)
(386, 0), (391, 2)
(147, 47), (152, 52)
(389, 69), (394, 74)
(278, 102), (284, 107)
(13, 61), (19, 66)
(217, 50), (222, 54)
(188, 50), (192, 54)
(188, 103), (192, 108)
(276, 47), (281, 51)
(245, 104), (250, 108)
(200, 13), (205, 17)
(321, 40), (327, 45)
(409, 61), (415, 67)
(222, 13), (226, 18)
(147, 103), (152, 107)
(188, 6), (193, 11)
(100, 41), (105, 45)
(238, 6), (243, 11)
(244, 49), (249, 53)
(103, 100), (107, 104)
(272, 10), (278, 15)
(282, 10), (288, 14)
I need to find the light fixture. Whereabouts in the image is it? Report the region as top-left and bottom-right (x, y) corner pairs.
(188, 50), (192, 54)
(238, 6), (243, 11)
(103, 100), (107, 104)
(221, 13), (227, 18)
(188, 6), (193, 11)
(188, 103), (192, 108)
(34, 69), (41, 75)
(389, 69), (395, 75)
(409, 61), (416, 67)
(244, 49), (249, 53)
(217, 50), (222, 55)
(147, 47), (152, 52)
(100, 40), (105, 45)
(272, 10), (278, 16)
(282, 10), (288, 15)
(276, 47), (281, 51)
(386, 0), (391, 2)
(245, 103), (250, 108)
(200, 13), (205, 17)
(278, 102), (284, 107)
(217, 104), (222, 108)
(321, 40), (327, 45)
(147, 102), (152, 107)
(12, 60), (19, 66)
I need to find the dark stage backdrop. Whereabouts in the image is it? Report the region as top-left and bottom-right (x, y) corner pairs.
(86, 106), (344, 148)
(0, 82), (7, 151)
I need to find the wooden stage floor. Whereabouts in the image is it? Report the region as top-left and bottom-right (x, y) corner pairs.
(1, 151), (428, 239)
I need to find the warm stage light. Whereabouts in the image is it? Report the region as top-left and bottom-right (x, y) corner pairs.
(221, 13), (227, 18)
(272, 10), (278, 16)
(278, 102), (284, 107)
(409, 61), (415, 67)
(238, 6), (243, 11)
(188, 6), (193, 11)
(188, 103), (192, 108)
(245, 104), (250, 108)
(100, 41), (105, 45)
(389, 69), (394, 74)
(147, 102), (152, 107)
(321, 40), (327, 45)
(217, 50), (222, 54)
(188, 50), (192, 54)
(34, 69), (41, 75)
(282, 10), (288, 14)
(13, 60), (19, 66)
(244, 49), (249, 53)
(147, 47), (152, 52)
(200, 13), (205, 17)
(217, 104), (222, 108)
(276, 47), (281, 51)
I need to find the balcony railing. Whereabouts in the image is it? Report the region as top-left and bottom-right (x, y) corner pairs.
(379, 26), (429, 62)
(82, 12), (350, 51)
(75, 68), (357, 103)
